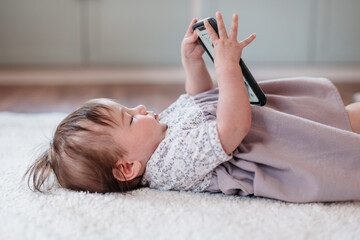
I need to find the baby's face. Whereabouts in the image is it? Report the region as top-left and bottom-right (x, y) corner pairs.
(93, 99), (167, 175)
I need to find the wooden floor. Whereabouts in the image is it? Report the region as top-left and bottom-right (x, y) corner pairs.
(0, 82), (359, 113)
(0, 84), (186, 114)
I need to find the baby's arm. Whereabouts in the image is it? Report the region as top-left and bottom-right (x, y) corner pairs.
(205, 12), (255, 155)
(181, 19), (214, 96)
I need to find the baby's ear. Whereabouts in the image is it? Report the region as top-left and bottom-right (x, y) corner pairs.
(112, 159), (142, 182)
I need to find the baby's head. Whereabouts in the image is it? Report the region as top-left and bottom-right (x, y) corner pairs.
(24, 98), (167, 193)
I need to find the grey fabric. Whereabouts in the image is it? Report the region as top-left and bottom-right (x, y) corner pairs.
(194, 77), (360, 203)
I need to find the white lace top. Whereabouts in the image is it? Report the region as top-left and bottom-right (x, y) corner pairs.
(141, 93), (232, 192)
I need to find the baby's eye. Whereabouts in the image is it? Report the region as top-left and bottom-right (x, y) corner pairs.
(130, 116), (134, 125)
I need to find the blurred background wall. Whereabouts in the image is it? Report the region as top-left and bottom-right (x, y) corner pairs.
(0, 0), (359, 83)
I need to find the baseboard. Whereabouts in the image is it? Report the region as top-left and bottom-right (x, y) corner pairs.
(0, 65), (359, 85)
(251, 64), (360, 83)
(0, 66), (186, 85)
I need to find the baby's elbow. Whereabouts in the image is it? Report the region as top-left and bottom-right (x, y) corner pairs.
(243, 115), (252, 134)
(217, 119), (252, 154)
(220, 113), (252, 138)
(235, 122), (251, 141)
(185, 86), (197, 96)
(233, 114), (252, 143)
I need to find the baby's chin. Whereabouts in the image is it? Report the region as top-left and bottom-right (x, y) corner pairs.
(159, 124), (168, 142)
(160, 123), (168, 132)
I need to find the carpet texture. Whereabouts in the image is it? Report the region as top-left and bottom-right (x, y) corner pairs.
(0, 112), (359, 240)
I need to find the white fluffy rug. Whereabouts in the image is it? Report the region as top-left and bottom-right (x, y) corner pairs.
(1, 112), (360, 240)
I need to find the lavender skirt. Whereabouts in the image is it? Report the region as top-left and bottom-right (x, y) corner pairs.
(193, 77), (360, 203)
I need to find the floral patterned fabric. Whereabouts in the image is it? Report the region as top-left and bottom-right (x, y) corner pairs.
(141, 93), (232, 191)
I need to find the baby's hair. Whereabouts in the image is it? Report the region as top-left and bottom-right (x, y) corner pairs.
(23, 99), (143, 194)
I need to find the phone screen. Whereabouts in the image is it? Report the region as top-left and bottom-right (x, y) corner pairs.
(195, 26), (260, 103)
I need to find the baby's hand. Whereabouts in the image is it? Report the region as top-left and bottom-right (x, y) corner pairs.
(181, 19), (205, 62)
(205, 12), (256, 72)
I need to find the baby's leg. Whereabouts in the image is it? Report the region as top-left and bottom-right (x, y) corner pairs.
(346, 102), (360, 134)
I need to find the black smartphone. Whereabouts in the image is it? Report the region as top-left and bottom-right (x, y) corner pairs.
(192, 17), (266, 106)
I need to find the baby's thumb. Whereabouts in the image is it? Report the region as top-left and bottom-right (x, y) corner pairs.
(239, 33), (256, 48)
(192, 31), (199, 41)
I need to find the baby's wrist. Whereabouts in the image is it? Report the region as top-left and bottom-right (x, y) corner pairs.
(182, 57), (205, 70)
(215, 62), (240, 74)
(182, 56), (204, 65)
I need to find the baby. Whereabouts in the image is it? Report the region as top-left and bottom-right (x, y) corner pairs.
(24, 12), (360, 203)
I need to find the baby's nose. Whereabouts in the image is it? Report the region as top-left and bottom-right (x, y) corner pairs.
(136, 105), (147, 114)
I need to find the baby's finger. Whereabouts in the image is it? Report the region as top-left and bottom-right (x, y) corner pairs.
(239, 33), (256, 48)
(185, 18), (197, 37)
(182, 31), (198, 45)
(229, 13), (238, 40)
(216, 12), (228, 39)
(204, 19), (219, 42)
(191, 31), (198, 42)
